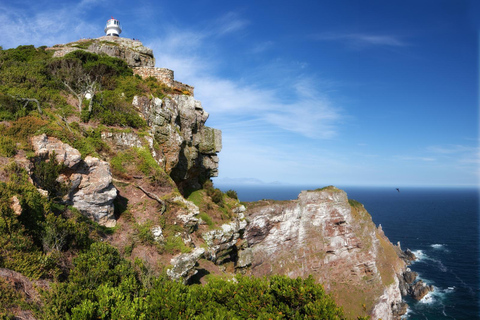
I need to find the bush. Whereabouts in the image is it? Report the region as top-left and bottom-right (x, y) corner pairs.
(211, 188), (224, 206)
(225, 189), (238, 200)
(5, 116), (48, 145)
(32, 151), (67, 199)
(0, 136), (17, 157)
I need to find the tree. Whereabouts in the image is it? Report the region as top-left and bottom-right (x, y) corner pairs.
(48, 58), (99, 113)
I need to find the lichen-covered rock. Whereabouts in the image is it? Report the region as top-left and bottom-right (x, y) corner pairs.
(31, 135), (117, 227)
(133, 94), (221, 191)
(31, 134), (81, 168)
(67, 156), (117, 227)
(101, 131), (144, 149)
(237, 248), (253, 268)
(202, 213), (247, 264)
(151, 225), (164, 242)
(167, 248), (205, 283)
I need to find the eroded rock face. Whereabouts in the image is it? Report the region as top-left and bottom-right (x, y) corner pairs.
(67, 156), (117, 227)
(202, 212), (247, 264)
(244, 187), (406, 319)
(133, 95), (221, 191)
(31, 135), (117, 227)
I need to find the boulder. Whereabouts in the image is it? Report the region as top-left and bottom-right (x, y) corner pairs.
(31, 135), (117, 227)
(31, 134), (81, 168)
(68, 156), (117, 227)
(410, 280), (434, 301)
(167, 248), (205, 283)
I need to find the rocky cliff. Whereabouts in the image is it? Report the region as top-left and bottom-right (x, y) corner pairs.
(0, 39), (425, 320)
(238, 187), (406, 319)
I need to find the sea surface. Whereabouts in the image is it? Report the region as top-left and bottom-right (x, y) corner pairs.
(217, 184), (480, 320)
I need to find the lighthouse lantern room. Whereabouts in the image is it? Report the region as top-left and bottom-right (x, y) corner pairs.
(104, 17), (122, 37)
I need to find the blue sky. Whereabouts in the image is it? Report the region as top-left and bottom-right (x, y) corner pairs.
(1, 0), (479, 187)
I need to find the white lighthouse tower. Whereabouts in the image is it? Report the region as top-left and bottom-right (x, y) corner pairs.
(104, 17), (122, 37)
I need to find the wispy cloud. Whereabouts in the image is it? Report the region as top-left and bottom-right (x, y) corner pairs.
(0, 2), (99, 48)
(215, 12), (250, 36)
(148, 21), (344, 140)
(395, 156), (436, 162)
(312, 32), (408, 49)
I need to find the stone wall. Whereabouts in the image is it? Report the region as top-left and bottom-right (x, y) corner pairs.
(133, 67), (194, 96)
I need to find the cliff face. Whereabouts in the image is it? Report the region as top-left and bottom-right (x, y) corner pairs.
(133, 94), (221, 191)
(241, 187), (407, 319)
(0, 39), (417, 319)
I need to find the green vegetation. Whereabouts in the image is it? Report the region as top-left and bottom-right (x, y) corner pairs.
(315, 185), (341, 192)
(348, 199), (364, 209)
(32, 151), (67, 199)
(0, 44), (371, 320)
(0, 45), (170, 128)
(0, 136), (17, 157)
(41, 245), (346, 320)
(225, 189), (238, 200)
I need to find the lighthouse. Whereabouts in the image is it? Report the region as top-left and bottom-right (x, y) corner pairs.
(104, 17), (122, 37)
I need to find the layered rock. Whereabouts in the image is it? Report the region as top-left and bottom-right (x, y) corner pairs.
(243, 187), (407, 319)
(133, 95), (221, 191)
(30, 134), (117, 227)
(202, 209), (247, 264)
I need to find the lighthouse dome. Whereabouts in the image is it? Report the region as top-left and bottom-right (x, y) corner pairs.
(104, 18), (122, 37)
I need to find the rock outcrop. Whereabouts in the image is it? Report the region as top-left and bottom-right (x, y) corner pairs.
(30, 134), (117, 227)
(133, 95), (221, 191)
(167, 248), (205, 283)
(243, 187), (407, 319)
(48, 37), (155, 68)
(202, 210), (247, 265)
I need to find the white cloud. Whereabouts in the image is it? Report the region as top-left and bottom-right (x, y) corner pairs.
(214, 12), (249, 36)
(0, 2), (99, 48)
(147, 24), (344, 141)
(312, 32), (408, 49)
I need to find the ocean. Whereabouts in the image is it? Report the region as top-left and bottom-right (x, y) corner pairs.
(217, 184), (480, 320)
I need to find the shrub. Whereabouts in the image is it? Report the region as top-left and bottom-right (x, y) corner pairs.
(32, 151), (67, 199)
(5, 116), (48, 145)
(225, 189), (238, 200)
(0, 136), (17, 157)
(211, 188), (224, 206)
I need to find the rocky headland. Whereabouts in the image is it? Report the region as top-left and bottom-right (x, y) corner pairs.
(0, 37), (431, 319)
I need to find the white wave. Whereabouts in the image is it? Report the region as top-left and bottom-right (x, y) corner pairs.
(411, 249), (427, 262)
(401, 307), (413, 319)
(411, 249), (448, 271)
(418, 285), (455, 305)
(444, 286), (455, 293)
(418, 291), (436, 304)
(430, 243), (449, 252)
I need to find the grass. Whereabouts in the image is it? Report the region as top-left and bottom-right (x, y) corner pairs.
(198, 212), (215, 229)
(315, 185), (341, 192)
